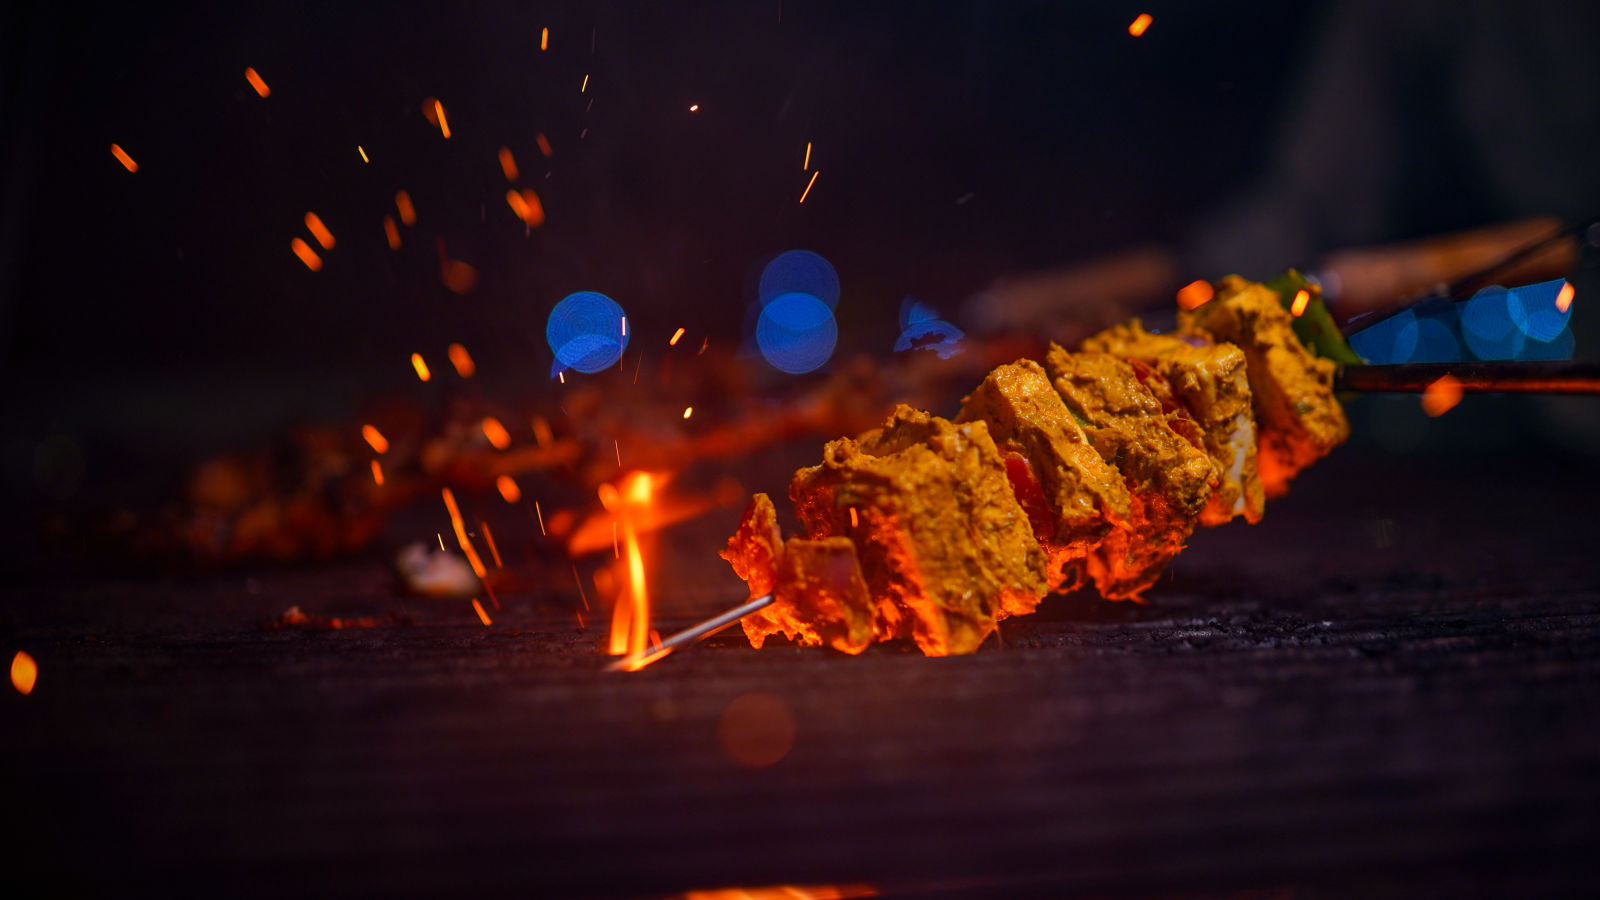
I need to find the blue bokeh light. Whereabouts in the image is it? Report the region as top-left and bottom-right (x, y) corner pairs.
(759, 250), (840, 309)
(894, 318), (966, 359)
(1348, 310), (1418, 364)
(899, 296), (940, 330)
(1508, 278), (1572, 342)
(1461, 286), (1525, 360)
(757, 292), (837, 374)
(547, 291), (629, 374)
(1410, 316), (1463, 363)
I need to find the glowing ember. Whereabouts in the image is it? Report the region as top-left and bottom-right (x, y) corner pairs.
(506, 188), (546, 227)
(1422, 374), (1464, 417)
(669, 327), (686, 346)
(1557, 281), (1575, 313)
(536, 133), (553, 157)
(1290, 289), (1310, 317)
(370, 459), (384, 485)
(448, 343), (476, 377)
(244, 67), (271, 97)
(496, 475), (522, 503)
(799, 171), (820, 204)
(410, 352), (431, 381)
(1176, 279), (1214, 310)
(358, 145), (370, 163)
(361, 425), (390, 454)
(498, 146), (519, 181)
(11, 651), (37, 696)
(803, 141), (812, 170)
(304, 212), (335, 250)
(471, 598), (492, 626)
(434, 99), (451, 139)
(395, 190), (417, 226)
(291, 238), (323, 271)
(1128, 13), (1153, 36)
(110, 143), (138, 172)
(383, 215), (402, 249)
(608, 472), (655, 658)
(541, 27), (549, 50)
(481, 417), (512, 449)
(683, 406), (694, 419)
(441, 488), (489, 580)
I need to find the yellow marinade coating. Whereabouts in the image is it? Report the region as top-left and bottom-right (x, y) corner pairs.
(1043, 347), (1214, 601)
(1081, 320), (1265, 526)
(789, 405), (1048, 655)
(956, 359), (1131, 590)
(739, 536), (877, 655)
(1179, 275), (1349, 497)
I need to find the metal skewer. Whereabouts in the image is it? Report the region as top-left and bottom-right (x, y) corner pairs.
(605, 593), (776, 672)
(1337, 362), (1600, 394)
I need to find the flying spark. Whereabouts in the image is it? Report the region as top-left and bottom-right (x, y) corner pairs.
(448, 342), (476, 377)
(669, 327), (685, 346)
(541, 27), (549, 50)
(536, 133), (553, 157)
(383, 215), (401, 249)
(395, 191), (417, 226)
(290, 238), (323, 271)
(621, 316), (627, 337)
(532, 416), (554, 446)
(1557, 281), (1575, 313)
(799, 171), (820, 204)
(498, 146), (519, 181)
(358, 145), (369, 163)
(1290, 289), (1310, 317)
(536, 500), (547, 535)
(581, 74), (589, 92)
(472, 598), (492, 626)
(304, 212), (335, 250)
(361, 424), (390, 454)
(244, 67), (271, 97)
(506, 188), (545, 227)
(689, 104), (699, 112)
(803, 141), (812, 170)
(110, 144), (138, 172)
(480, 522), (504, 569)
(434, 99), (451, 139)
(370, 460), (384, 485)
(410, 352), (431, 381)
(11, 651), (37, 695)
(1129, 13), (1153, 36)
(481, 417), (512, 449)
(441, 488), (489, 580)
(683, 406), (693, 419)
(1422, 375), (1464, 417)
(1176, 279), (1214, 310)
(497, 475), (522, 503)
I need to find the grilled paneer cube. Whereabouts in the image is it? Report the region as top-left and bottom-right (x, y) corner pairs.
(1179, 276), (1349, 497)
(1082, 320), (1264, 525)
(956, 359), (1131, 590)
(1043, 348), (1215, 600)
(739, 536), (877, 654)
(720, 492), (784, 598)
(790, 405), (1048, 655)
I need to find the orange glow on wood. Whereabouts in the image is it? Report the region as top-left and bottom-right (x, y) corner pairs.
(291, 238), (323, 271)
(1176, 279), (1214, 310)
(370, 459), (384, 485)
(799, 171), (819, 204)
(1422, 375), (1464, 417)
(434, 99), (451, 138)
(471, 598), (492, 626)
(669, 327), (686, 346)
(498, 146), (519, 181)
(536, 133), (553, 158)
(1128, 13), (1153, 36)
(361, 424), (390, 454)
(1557, 281), (1575, 313)
(481, 417), (512, 449)
(304, 212), (335, 250)
(395, 191), (416, 226)
(541, 27), (549, 50)
(1290, 289), (1310, 317)
(11, 651), (37, 695)
(244, 67), (271, 97)
(110, 144), (139, 172)
(410, 352), (431, 381)
(448, 343), (475, 377)
(442, 488), (489, 580)
(496, 475), (522, 503)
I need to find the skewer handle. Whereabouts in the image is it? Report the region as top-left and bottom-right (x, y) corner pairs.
(605, 593), (776, 672)
(1337, 362), (1600, 395)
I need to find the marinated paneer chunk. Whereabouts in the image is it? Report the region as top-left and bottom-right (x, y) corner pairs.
(719, 492), (784, 599)
(740, 537), (877, 654)
(1179, 276), (1349, 497)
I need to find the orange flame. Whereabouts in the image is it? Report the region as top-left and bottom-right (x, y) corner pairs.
(383, 215), (402, 249)
(481, 416), (512, 449)
(496, 475), (522, 503)
(498, 146), (519, 181)
(291, 238), (322, 271)
(11, 651), (37, 695)
(370, 459), (384, 485)
(395, 190), (417, 226)
(608, 472), (654, 658)
(1128, 13), (1153, 36)
(305, 212), (335, 250)
(110, 143), (139, 172)
(361, 424), (390, 454)
(448, 342), (476, 377)
(410, 352), (431, 381)
(244, 67), (271, 97)
(1557, 281), (1575, 313)
(1422, 375), (1464, 417)
(1176, 279), (1214, 310)
(1290, 289), (1310, 317)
